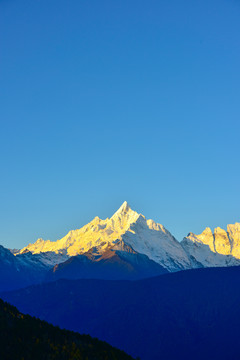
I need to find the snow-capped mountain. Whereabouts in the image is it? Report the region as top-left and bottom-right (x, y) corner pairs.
(182, 224), (240, 268)
(0, 245), (45, 291)
(16, 201), (191, 272)
(1, 201), (240, 292)
(0, 244), (70, 291)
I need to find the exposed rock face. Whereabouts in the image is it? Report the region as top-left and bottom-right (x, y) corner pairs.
(184, 227), (215, 252)
(228, 223), (240, 258)
(182, 223), (240, 268)
(18, 202), (141, 257)
(46, 240), (168, 282)
(16, 201), (191, 272)
(4, 202), (240, 280)
(214, 227), (231, 255)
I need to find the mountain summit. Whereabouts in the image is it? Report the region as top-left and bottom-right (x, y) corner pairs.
(12, 202), (240, 274)
(182, 223), (240, 267)
(17, 202), (190, 271)
(113, 201), (131, 215)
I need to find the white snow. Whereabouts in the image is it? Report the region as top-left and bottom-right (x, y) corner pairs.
(12, 203), (240, 272)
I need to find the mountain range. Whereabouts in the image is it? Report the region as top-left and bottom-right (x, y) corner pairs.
(1, 202), (240, 359)
(1, 201), (240, 291)
(3, 266), (240, 360)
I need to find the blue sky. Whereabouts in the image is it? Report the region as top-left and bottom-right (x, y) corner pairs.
(1, 0), (240, 248)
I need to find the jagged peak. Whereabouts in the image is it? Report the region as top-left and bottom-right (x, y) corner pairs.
(20, 248), (32, 255)
(188, 223), (240, 239)
(227, 222), (240, 232)
(111, 201), (139, 220)
(186, 227), (212, 238)
(112, 201), (131, 216)
(109, 201), (142, 231)
(36, 238), (45, 243)
(214, 227), (226, 234)
(201, 227), (213, 234)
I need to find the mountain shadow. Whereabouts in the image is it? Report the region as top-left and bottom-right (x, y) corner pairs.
(0, 297), (134, 360)
(46, 243), (168, 281)
(3, 266), (240, 360)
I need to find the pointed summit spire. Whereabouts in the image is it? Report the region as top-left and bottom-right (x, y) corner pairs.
(118, 201), (130, 213)
(111, 201), (135, 218)
(111, 201), (140, 227)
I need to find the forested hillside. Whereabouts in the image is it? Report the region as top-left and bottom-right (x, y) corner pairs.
(0, 298), (134, 360)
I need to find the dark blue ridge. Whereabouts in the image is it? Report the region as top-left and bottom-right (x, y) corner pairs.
(2, 266), (240, 360)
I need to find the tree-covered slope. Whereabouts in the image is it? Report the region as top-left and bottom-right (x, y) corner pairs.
(4, 267), (240, 360)
(0, 298), (134, 360)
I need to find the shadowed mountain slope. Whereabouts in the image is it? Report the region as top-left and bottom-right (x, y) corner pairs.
(17, 201), (191, 272)
(0, 245), (69, 291)
(14, 202), (240, 272)
(2, 266), (240, 360)
(0, 298), (134, 360)
(47, 241), (168, 281)
(2, 203), (240, 293)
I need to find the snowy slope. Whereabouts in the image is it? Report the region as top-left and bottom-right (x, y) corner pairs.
(181, 224), (240, 268)
(16, 251), (69, 268)
(121, 215), (191, 271)
(16, 202), (191, 271)
(10, 203), (240, 273)
(0, 245), (46, 291)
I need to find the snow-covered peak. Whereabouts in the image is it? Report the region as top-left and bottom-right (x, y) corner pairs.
(182, 222), (240, 268)
(113, 201), (130, 215)
(15, 201), (240, 273)
(17, 202), (141, 257)
(122, 217), (191, 271)
(183, 224), (240, 257)
(110, 201), (140, 230)
(15, 202), (191, 271)
(184, 227), (215, 252)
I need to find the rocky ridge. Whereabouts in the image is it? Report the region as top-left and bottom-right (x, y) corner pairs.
(5, 202), (240, 275)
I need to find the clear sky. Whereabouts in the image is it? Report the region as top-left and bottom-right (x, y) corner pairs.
(1, 0), (240, 249)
